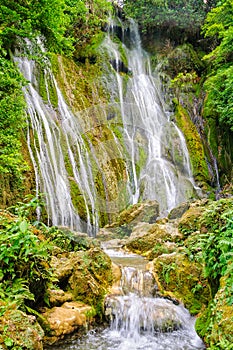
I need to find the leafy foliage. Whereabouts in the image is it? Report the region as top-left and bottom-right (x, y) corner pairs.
(202, 0), (233, 130)
(0, 197), (55, 312)
(0, 0), (72, 54)
(199, 199), (233, 299)
(123, 0), (216, 37)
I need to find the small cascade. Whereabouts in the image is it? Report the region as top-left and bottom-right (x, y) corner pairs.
(47, 248), (206, 349)
(102, 253), (205, 350)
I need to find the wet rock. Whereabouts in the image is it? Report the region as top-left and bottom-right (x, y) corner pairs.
(108, 262), (123, 295)
(104, 295), (187, 332)
(42, 301), (93, 342)
(168, 202), (190, 220)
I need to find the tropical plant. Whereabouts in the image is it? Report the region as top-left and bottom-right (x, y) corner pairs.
(202, 0), (233, 130)
(0, 197), (55, 311)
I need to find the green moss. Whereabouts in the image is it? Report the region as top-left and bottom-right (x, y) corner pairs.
(68, 248), (113, 316)
(51, 54), (106, 113)
(196, 275), (233, 349)
(153, 252), (211, 314)
(174, 103), (210, 187)
(0, 307), (44, 349)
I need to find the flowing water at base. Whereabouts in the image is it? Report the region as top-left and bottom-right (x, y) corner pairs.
(46, 248), (205, 350)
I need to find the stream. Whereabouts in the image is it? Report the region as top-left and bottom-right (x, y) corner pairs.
(46, 247), (206, 350)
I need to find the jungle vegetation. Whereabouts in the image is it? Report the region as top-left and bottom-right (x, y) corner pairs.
(0, 0), (232, 348)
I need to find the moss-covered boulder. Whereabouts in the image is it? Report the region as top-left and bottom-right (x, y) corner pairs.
(0, 307), (44, 350)
(168, 201), (190, 220)
(196, 275), (233, 349)
(178, 201), (206, 237)
(125, 220), (182, 260)
(105, 200), (160, 237)
(152, 252), (211, 315)
(51, 247), (113, 314)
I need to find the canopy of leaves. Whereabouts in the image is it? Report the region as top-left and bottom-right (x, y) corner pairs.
(202, 0), (233, 130)
(0, 0), (112, 56)
(122, 0), (216, 36)
(0, 0), (72, 54)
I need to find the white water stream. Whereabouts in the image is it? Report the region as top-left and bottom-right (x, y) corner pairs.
(46, 248), (206, 350)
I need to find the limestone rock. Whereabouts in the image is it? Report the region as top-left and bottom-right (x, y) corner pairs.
(43, 301), (92, 339)
(108, 262), (123, 295)
(124, 220), (182, 259)
(107, 200), (160, 229)
(178, 205), (204, 237)
(48, 288), (74, 306)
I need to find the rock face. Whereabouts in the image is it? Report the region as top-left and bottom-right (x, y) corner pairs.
(152, 252), (211, 315)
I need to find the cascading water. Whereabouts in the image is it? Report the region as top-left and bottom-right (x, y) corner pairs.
(101, 18), (198, 214)
(15, 14), (199, 235)
(45, 248), (206, 350)
(14, 56), (99, 235)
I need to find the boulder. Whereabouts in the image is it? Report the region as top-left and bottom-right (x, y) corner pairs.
(42, 301), (93, 341)
(152, 252), (211, 315)
(124, 220), (182, 259)
(106, 200), (160, 231)
(168, 202), (190, 220)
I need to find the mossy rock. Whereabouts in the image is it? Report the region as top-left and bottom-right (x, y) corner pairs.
(0, 307), (44, 349)
(196, 275), (233, 349)
(168, 202), (190, 220)
(152, 252), (211, 315)
(52, 248), (113, 315)
(125, 220), (181, 259)
(174, 104), (210, 188)
(178, 202), (206, 237)
(107, 200), (160, 234)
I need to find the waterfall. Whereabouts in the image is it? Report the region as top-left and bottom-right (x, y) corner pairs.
(14, 57), (99, 235)
(15, 16), (198, 235)
(101, 19), (197, 214)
